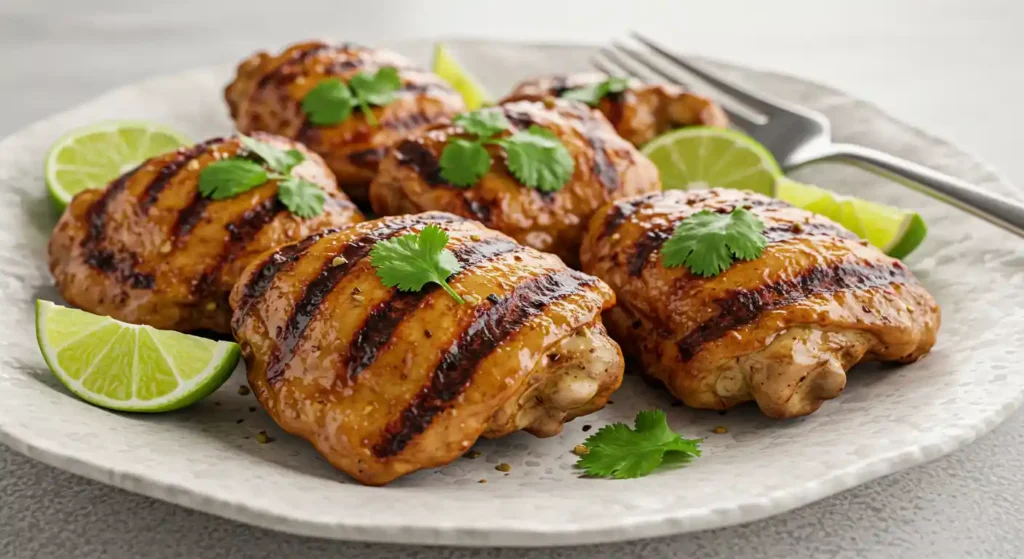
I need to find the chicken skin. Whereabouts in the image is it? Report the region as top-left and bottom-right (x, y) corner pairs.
(231, 212), (623, 485)
(504, 73), (728, 147)
(369, 99), (661, 266)
(226, 41), (465, 204)
(580, 189), (940, 418)
(49, 133), (363, 334)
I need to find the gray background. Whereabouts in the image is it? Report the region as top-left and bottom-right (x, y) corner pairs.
(2, 0), (1022, 557)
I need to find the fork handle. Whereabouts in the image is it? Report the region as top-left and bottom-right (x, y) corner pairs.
(810, 143), (1024, 238)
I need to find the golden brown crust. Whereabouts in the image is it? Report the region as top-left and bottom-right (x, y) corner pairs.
(48, 133), (363, 334)
(580, 188), (940, 418)
(225, 41), (466, 203)
(368, 99), (661, 266)
(231, 213), (623, 485)
(504, 72), (729, 146)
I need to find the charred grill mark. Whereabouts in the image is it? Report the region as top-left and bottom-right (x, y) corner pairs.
(138, 138), (223, 211)
(503, 107), (538, 131)
(395, 140), (444, 185)
(192, 197), (286, 297)
(373, 270), (596, 458)
(264, 214), (464, 384)
(676, 260), (912, 361)
(464, 199), (492, 223)
(548, 75), (572, 97)
(382, 111), (431, 133)
(348, 147), (387, 170)
(232, 228), (344, 328)
(171, 194), (211, 241)
(598, 192), (664, 239)
(80, 165), (155, 288)
(256, 43), (332, 89)
(346, 237), (523, 380)
(626, 216), (858, 277)
(578, 115), (619, 192)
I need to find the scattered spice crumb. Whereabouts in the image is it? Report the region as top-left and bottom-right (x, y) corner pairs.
(582, 424), (592, 432)
(607, 400), (614, 405)
(424, 329), (432, 338)
(205, 301), (217, 312)
(332, 256), (348, 267)
(249, 406), (257, 413)
(478, 479), (487, 484)
(159, 241), (172, 254)
(470, 234), (481, 241)
(256, 431), (274, 444)
(235, 418), (244, 424)
(670, 401), (683, 408)
(573, 444), (589, 456)
(464, 450), (482, 459)
(717, 410), (728, 416)
(495, 463), (511, 472)
(237, 385), (251, 396)
(213, 401), (221, 407)
(712, 425), (728, 434)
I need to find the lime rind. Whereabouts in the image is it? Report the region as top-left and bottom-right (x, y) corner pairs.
(44, 120), (190, 212)
(36, 300), (240, 413)
(432, 43), (492, 110)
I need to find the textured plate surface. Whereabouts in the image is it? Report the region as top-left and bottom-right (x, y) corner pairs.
(0, 40), (1022, 547)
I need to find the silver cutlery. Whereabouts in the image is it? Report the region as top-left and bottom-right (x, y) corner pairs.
(595, 31), (1024, 238)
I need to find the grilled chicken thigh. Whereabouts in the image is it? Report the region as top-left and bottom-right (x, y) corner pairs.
(226, 41), (465, 204)
(580, 189), (940, 418)
(49, 133), (363, 334)
(231, 212), (623, 485)
(504, 73), (728, 147)
(369, 99), (661, 266)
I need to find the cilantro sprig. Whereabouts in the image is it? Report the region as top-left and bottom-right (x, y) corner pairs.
(438, 109), (575, 192)
(370, 224), (465, 304)
(198, 135), (326, 218)
(661, 208), (768, 277)
(301, 68), (402, 127)
(560, 76), (631, 106)
(576, 410), (702, 479)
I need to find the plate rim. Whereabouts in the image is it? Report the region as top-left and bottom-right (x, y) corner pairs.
(1, 40), (1021, 547)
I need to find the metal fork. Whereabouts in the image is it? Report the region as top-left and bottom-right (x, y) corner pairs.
(595, 32), (1024, 238)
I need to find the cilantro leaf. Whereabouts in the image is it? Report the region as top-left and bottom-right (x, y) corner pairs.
(561, 76), (631, 106)
(301, 79), (356, 126)
(453, 110), (510, 139)
(661, 208), (767, 277)
(349, 67), (403, 127)
(197, 160), (268, 200)
(439, 138), (492, 187)
(239, 134), (305, 173)
(493, 125), (575, 193)
(576, 410), (702, 479)
(277, 176), (327, 218)
(370, 224), (465, 304)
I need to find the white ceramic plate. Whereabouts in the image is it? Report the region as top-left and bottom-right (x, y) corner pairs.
(1, 40), (1022, 547)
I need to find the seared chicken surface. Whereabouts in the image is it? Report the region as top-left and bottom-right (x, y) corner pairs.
(230, 212), (623, 485)
(226, 41), (465, 203)
(504, 73), (728, 147)
(49, 133), (363, 334)
(369, 99), (661, 266)
(580, 189), (940, 418)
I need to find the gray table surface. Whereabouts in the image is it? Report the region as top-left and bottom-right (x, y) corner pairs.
(2, 1), (1022, 557)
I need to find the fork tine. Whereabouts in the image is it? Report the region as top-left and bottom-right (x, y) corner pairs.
(599, 46), (761, 132)
(628, 32), (784, 114)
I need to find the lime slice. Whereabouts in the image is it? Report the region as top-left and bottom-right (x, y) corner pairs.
(432, 43), (492, 110)
(35, 300), (240, 412)
(777, 178), (927, 258)
(641, 126), (782, 196)
(45, 120), (190, 212)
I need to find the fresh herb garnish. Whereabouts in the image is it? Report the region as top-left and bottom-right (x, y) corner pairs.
(301, 68), (402, 127)
(661, 208), (767, 277)
(438, 109), (575, 192)
(197, 135), (326, 217)
(560, 76), (631, 106)
(576, 410), (702, 479)
(369, 224), (465, 304)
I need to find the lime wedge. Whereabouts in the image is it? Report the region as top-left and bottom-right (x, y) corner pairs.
(432, 43), (491, 110)
(641, 126), (782, 196)
(777, 178), (927, 258)
(45, 120), (190, 212)
(35, 301), (240, 412)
